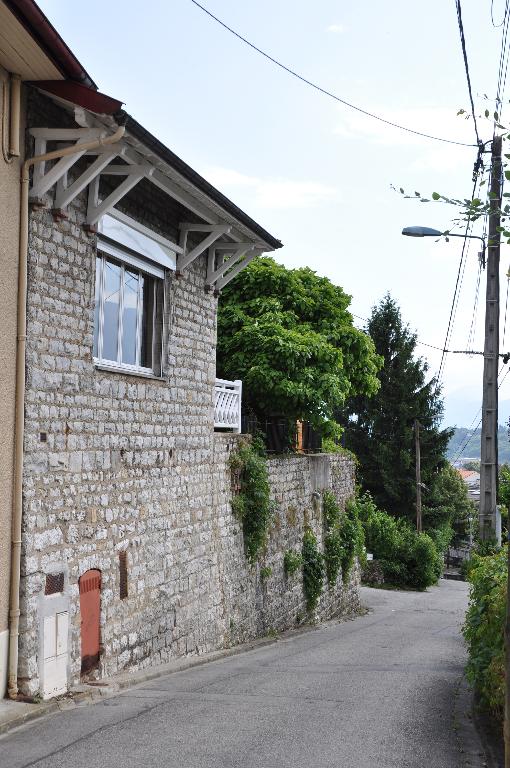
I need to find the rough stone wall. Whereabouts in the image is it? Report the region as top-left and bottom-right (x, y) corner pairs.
(18, 91), (359, 697)
(213, 438), (359, 646)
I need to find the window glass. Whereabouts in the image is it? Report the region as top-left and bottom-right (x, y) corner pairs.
(102, 260), (121, 362)
(121, 268), (139, 365)
(94, 253), (165, 375)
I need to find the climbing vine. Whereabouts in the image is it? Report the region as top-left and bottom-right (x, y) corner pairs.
(323, 490), (365, 585)
(230, 437), (271, 563)
(283, 549), (302, 576)
(302, 528), (324, 610)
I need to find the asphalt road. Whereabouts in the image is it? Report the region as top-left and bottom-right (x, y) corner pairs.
(2, 580), (476, 768)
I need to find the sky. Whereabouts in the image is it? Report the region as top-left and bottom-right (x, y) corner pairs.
(37, 0), (510, 429)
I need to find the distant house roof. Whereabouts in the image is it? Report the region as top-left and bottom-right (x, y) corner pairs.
(458, 469), (478, 479)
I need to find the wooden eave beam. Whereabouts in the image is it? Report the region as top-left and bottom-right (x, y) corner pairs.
(206, 245), (255, 286)
(86, 167), (152, 226)
(177, 224), (231, 274)
(54, 149), (122, 210)
(215, 250), (263, 292)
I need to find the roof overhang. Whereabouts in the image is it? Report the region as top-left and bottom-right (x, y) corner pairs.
(1, 0), (96, 86)
(28, 91), (282, 292)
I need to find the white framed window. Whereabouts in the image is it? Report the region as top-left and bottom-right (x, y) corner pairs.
(93, 252), (165, 377)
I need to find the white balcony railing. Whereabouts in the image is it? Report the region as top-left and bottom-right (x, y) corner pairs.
(214, 378), (242, 433)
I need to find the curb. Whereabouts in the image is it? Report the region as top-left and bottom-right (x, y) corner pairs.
(454, 674), (490, 767)
(0, 616), (339, 738)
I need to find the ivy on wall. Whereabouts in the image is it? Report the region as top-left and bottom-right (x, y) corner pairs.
(283, 549), (302, 576)
(230, 438), (271, 563)
(302, 528), (324, 610)
(323, 490), (364, 586)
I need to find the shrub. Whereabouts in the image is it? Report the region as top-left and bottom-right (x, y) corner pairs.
(427, 524), (454, 555)
(355, 492), (440, 590)
(463, 548), (507, 718)
(230, 439), (271, 562)
(302, 528), (324, 610)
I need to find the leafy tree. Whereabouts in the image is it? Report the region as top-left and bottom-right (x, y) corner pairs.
(216, 257), (382, 429)
(342, 294), (452, 522)
(423, 464), (474, 546)
(498, 464), (510, 532)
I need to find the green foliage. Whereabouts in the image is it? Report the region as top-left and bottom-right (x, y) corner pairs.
(355, 492), (441, 590)
(324, 530), (344, 586)
(260, 566), (272, 581)
(217, 257), (382, 428)
(427, 523), (455, 555)
(283, 549), (302, 576)
(322, 491), (365, 586)
(498, 465), (510, 533)
(230, 440), (271, 563)
(342, 295), (451, 523)
(302, 528), (324, 610)
(424, 464), (474, 540)
(463, 548), (507, 718)
(323, 489), (341, 529)
(323, 490), (344, 585)
(340, 498), (366, 582)
(460, 538), (502, 579)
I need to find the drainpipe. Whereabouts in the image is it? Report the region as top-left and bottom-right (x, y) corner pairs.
(8, 124), (125, 699)
(9, 74), (21, 158)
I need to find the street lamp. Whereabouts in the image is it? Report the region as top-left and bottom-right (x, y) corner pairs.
(402, 226), (486, 259)
(402, 223), (495, 543)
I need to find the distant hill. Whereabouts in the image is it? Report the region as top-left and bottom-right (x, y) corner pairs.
(447, 425), (510, 463)
(443, 387), (510, 429)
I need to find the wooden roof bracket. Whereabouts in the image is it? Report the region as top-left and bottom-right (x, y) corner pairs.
(176, 223), (231, 276)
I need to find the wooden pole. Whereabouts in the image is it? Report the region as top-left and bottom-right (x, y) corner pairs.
(415, 419), (422, 533)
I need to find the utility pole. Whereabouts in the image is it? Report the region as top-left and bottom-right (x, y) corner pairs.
(414, 419), (422, 533)
(479, 134), (502, 542)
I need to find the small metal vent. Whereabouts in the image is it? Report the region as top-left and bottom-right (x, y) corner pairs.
(119, 551), (128, 600)
(45, 572), (64, 595)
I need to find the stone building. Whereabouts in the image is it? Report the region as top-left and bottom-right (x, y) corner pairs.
(2, 0), (360, 702)
(0, 0), (107, 701)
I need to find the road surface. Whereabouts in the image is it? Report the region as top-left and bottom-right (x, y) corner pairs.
(1, 580), (478, 768)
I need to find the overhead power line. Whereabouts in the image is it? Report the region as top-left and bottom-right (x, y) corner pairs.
(492, 0), (508, 27)
(350, 313), (505, 356)
(455, 0), (482, 146)
(188, 0), (476, 148)
(495, 0), (510, 121)
(451, 365), (510, 462)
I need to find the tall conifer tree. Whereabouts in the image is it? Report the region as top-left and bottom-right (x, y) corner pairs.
(343, 294), (452, 522)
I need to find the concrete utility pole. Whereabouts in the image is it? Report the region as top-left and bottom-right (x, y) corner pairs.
(414, 419), (422, 533)
(479, 134), (502, 542)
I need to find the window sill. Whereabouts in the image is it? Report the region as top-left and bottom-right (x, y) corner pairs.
(94, 361), (166, 381)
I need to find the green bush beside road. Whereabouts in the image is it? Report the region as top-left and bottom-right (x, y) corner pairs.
(353, 493), (442, 590)
(463, 547), (506, 719)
